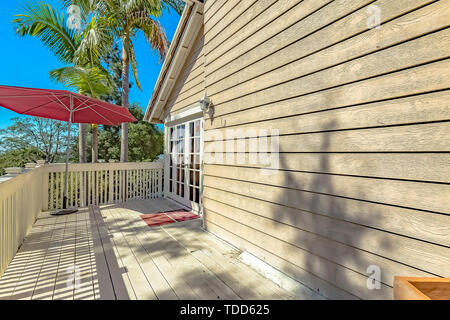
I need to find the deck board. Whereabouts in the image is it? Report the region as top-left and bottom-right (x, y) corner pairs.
(0, 199), (315, 300)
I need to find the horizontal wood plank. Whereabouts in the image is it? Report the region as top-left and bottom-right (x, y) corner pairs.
(204, 164), (450, 214)
(204, 220), (358, 300)
(205, 0), (440, 91)
(204, 152), (450, 183)
(203, 179), (450, 247)
(204, 122), (450, 153)
(203, 196), (450, 279)
(205, 90), (450, 138)
(205, 0), (329, 69)
(204, 209), (394, 300)
(205, 0), (275, 50)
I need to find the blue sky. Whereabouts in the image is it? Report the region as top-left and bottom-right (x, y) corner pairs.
(0, 0), (181, 129)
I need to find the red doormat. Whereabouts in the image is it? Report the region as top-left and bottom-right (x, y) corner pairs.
(140, 213), (176, 227)
(140, 209), (200, 228)
(166, 210), (200, 222)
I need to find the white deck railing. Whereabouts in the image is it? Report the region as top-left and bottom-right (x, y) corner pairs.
(0, 161), (163, 278)
(0, 166), (46, 277)
(44, 162), (164, 210)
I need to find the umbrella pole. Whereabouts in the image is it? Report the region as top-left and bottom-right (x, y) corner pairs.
(62, 113), (71, 209)
(52, 96), (78, 215)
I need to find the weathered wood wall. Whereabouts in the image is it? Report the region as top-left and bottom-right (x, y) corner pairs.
(202, 0), (450, 299)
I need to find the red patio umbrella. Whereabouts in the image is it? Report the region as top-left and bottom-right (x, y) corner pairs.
(0, 85), (137, 214)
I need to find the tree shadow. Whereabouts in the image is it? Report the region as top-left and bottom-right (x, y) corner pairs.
(269, 120), (393, 299)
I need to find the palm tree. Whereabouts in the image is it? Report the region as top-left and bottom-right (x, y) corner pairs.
(49, 66), (113, 162)
(12, 1), (105, 163)
(64, 0), (184, 162)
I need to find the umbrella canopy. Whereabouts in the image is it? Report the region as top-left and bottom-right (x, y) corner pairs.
(0, 85), (136, 125)
(0, 84), (137, 214)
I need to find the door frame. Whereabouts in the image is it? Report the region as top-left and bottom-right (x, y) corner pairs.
(164, 106), (204, 213)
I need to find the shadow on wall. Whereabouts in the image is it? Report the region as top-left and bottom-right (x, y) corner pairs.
(270, 120), (393, 300)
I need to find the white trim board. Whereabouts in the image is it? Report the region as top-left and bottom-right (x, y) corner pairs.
(238, 251), (328, 300)
(145, 3), (204, 123)
(165, 105), (203, 127)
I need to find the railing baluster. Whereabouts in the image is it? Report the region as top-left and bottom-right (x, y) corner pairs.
(145, 169), (148, 200)
(42, 162), (163, 209)
(138, 169), (142, 200)
(133, 170), (136, 200)
(55, 172), (60, 209)
(158, 167), (162, 198)
(99, 171), (102, 205)
(88, 171), (91, 206)
(49, 172), (54, 210)
(114, 170), (117, 203)
(60, 172), (64, 209)
(70, 172), (73, 207)
(151, 169), (155, 199)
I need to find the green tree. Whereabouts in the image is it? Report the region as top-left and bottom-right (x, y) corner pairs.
(0, 116), (74, 164)
(128, 106), (163, 162)
(65, 0), (183, 162)
(12, 1), (105, 163)
(49, 65), (113, 162)
(0, 148), (42, 175)
(97, 103), (163, 162)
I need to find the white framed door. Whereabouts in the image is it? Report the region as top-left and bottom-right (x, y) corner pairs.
(165, 118), (203, 212)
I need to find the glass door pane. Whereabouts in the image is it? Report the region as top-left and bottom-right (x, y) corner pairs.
(187, 119), (201, 204)
(167, 118), (202, 209)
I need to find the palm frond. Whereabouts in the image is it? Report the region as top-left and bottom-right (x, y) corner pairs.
(59, 0), (96, 13)
(58, 0), (96, 24)
(123, 0), (162, 17)
(49, 66), (113, 98)
(162, 0), (185, 15)
(73, 16), (114, 66)
(128, 13), (168, 60)
(12, 1), (79, 64)
(128, 40), (141, 91)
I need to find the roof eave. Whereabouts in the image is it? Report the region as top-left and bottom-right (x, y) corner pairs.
(144, 1), (204, 123)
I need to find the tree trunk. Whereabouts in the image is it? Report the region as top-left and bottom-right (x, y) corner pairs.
(91, 124), (98, 163)
(120, 37), (130, 162)
(78, 123), (87, 163)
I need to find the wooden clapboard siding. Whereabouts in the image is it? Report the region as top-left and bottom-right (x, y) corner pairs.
(202, 199), (442, 295)
(205, 152), (450, 184)
(201, 0), (450, 299)
(204, 0), (242, 37)
(205, 122), (450, 153)
(204, 219), (359, 300)
(165, 28), (205, 114)
(206, 37), (450, 118)
(205, 0), (330, 69)
(205, 0), (441, 94)
(204, 90), (450, 132)
(205, 207), (395, 300)
(203, 186), (450, 251)
(204, 0), (240, 27)
(204, 0), (275, 48)
(203, 165), (450, 214)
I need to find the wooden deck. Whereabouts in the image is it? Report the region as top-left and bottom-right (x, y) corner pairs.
(0, 199), (317, 300)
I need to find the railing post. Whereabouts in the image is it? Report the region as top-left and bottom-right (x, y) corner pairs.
(80, 171), (85, 207)
(42, 166), (49, 211)
(158, 167), (163, 198)
(109, 170), (113, 204)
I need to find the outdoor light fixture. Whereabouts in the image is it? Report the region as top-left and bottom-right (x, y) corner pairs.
(200, 93), (212, 113)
